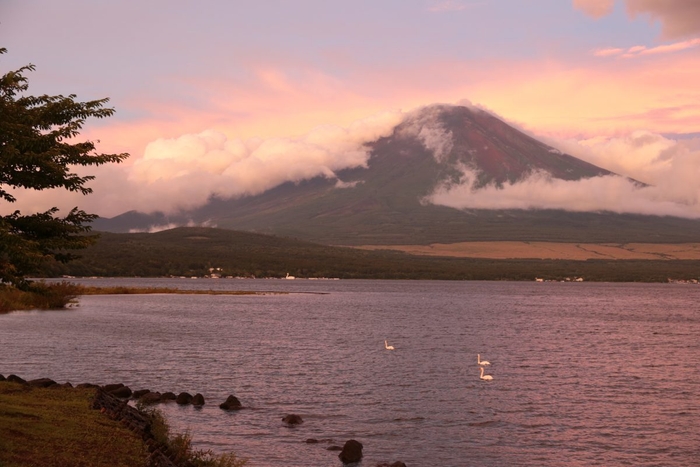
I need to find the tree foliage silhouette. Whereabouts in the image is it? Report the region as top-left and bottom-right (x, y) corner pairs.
(1, 48), (129, 288)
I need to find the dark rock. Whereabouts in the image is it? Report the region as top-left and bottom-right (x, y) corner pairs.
(28, 378), (57, 388)
(192, 393), (205, 406)
(339, 439), (363, 464)
(0, 374), (6, 381)
(109, 385), (132, 398)
(307, 438), (333, 444)
(176, 392), (193, 405)
(161, 392), (177, 401)
(219, 395), (242, 410)
(327, 445), (343, 451)
(132, 389), (151, 399)
(376, 463), (407, 467)
(77, 383), (100, 389)
(138, 392), (163, 404)
(61, 382), (73, 388)
(103, 383), (125, 392)
(7, 374), (27, 385)
(282, 414), (303, 425)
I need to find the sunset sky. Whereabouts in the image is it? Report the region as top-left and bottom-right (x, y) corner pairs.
(2, 0), (700, 219)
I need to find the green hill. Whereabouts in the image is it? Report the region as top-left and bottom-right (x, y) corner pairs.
(38, 227), (700, 282)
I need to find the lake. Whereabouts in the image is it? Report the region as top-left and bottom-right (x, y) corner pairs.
(1, 278), (699, 466)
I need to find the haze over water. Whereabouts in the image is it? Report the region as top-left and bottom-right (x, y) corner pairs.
(2, 279), (699, 466)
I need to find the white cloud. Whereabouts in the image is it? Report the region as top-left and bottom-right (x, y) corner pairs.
(334, 179), (362, 189)
(1, 110), (404, 217)
(428, 131), (700, 218)
(129, 219), (216, 233)
(5, 104), (700, 222)
(399, 105), (455, 162)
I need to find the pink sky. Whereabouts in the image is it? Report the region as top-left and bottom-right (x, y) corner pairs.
(2, 0), (700, 218)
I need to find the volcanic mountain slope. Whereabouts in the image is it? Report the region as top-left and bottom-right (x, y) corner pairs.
(94, 105), (700, 245)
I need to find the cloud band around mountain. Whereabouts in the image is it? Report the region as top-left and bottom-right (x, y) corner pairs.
(3, 104), (700, 221)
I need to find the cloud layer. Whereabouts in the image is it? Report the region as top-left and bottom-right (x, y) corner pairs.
(2, 111), (404, 217)
(427, 130), (700, 218)
(4, 105), (700, 222)
(627, 0), (700, 38)
(576, 0), (700, 38)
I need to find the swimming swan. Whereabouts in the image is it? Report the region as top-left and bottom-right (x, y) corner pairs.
(477, 354), (490, 366)
(384, 340), (395, 350)
(479, 367), (493, 381)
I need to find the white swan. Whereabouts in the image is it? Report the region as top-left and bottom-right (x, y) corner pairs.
(479, 367), (493, 381)
(384, 339), (395, 350)
(477, 354), (490, 366)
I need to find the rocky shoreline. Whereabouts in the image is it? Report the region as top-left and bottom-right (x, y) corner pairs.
(0, 373), (407, 466)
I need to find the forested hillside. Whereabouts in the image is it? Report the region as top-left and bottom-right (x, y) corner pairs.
(37, 227), (700, 282)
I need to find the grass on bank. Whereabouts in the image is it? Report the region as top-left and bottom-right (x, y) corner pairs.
(0, 282), (267, 314)
(0, 282), (81, 313)
(0, 381), (246, 467)
(0, 382), (149, 467)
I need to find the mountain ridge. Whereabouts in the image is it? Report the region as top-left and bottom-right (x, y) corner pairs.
(93, 105), (700, 244)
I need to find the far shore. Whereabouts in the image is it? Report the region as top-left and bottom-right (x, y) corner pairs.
(354, 241), (700, 260)
(74, 285), (283, 296)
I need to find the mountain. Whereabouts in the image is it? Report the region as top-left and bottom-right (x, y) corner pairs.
(94, 105), (700, 245)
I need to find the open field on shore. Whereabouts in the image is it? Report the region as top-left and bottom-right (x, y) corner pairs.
(0, 382), (149, 467)
(355, 242), (700, 260)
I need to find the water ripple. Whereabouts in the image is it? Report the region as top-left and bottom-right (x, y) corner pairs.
(1, 280), (699, 466)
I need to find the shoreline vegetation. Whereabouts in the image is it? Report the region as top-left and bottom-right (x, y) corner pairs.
(0, 283), (280, 314)
(3, 269), (700, 314)
(0, 378), (246, 467)
(32, 228), (700, 284)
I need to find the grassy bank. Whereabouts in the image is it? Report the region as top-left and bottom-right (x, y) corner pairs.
(0, 380), (246, 467)
(0, 282), (81, 314)
(0, 283), (272, 314)
(0, 382), (149, 467)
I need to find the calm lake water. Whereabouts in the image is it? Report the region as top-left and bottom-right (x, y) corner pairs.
(2, 278), (699, 466)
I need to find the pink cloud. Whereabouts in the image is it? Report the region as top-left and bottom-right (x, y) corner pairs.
(596, 37), (700, 58)
(85, 48), (700, 166)
(627, 0), (700, 39)
(575, 1), (700, 39)
(573, 0), (615, 19)
(593, 47), (625, 57)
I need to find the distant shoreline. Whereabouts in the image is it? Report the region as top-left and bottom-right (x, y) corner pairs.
(74, 285), (283, 296)
(355, 241), (700, 260)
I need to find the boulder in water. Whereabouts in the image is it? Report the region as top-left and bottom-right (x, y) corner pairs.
(219, 395), (243, 410)
(7, 375), (27, 385)
(192, 393), (205, 406)
(176, 392), (193, 405)
(139, 392), (163, 404)
(339, 439), (363, 464)
(103, 383), (125, 392)
(28, 378), (57, 388)
(132, 389), (151, 399)
(109, 386), (133, 398)
(282, 414), (303, 426)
